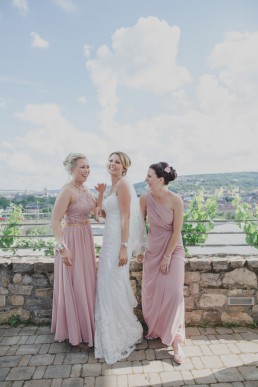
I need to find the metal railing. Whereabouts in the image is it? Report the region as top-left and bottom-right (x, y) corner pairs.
(1, 219), (257, 250)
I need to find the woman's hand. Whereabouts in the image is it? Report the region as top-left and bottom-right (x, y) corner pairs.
(95, 183), (107, 195)
(94, 206), (102, 221)
(59, 248), (72, 267)
(136, 254), (144, 263)
(118, 247), (128, 266)
(160, 256), (171, 274)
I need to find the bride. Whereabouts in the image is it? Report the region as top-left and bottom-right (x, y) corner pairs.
(94, 151), (144, 364)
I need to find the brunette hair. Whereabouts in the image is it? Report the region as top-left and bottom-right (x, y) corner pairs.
(149, 161), (177, 185)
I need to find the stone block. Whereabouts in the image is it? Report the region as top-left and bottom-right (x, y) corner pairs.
(13, 274), (22, 283)
(22, 275), (33, 285)
(185, 271), (201, 284)
(212, 258), (229, 271)
(199, 293), (227, 309)
(221, 311), (253, 325)
(12, 263), (33, 274)
(0, 295), (6, 307)
(200, 273), (222, 287)
(223, 268), (257, 288)
(35, 288), (53, 298)
(34, 262), (54, 274)
(10, 295), (24, 306)
(189, 258), (211, 271)
(8, 284), (33, 295)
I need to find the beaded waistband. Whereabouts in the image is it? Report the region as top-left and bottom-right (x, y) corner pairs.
(64, 219), (90, 226)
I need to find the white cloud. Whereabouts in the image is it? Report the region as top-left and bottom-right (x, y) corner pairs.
(0, 104), (108, 189)
(209, 31), (258, 95)
(53, 0), (76, 12)
(30, 32), (49, 49)
(11, 0), (28, 15)
(77, 96), (87, 104)
(83, 45), (91, 58)
(86, 17), (192, 126)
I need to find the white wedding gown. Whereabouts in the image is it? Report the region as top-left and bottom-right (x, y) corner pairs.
(94, 191), (143, 364)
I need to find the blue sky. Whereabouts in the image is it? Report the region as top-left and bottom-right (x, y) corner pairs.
(0, 0), (258, 190)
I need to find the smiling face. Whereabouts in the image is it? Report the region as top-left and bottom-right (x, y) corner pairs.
(145, 168), (164, 189)
(107, 153), (124, 178)
(71, 157), (90, 184)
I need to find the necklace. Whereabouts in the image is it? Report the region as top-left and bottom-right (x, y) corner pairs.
(71, 182), (85, 191)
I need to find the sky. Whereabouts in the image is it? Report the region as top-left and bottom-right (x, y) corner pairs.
(0, 0), (258, 191)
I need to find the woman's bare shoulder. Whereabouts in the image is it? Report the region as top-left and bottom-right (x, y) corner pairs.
(167, 191), (183, 205)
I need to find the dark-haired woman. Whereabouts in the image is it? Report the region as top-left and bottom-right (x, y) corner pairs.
(136, 162), (186, 364)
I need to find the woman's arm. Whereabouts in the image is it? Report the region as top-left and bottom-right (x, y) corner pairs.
(51, 187), (72, 266)
(136, 194), (147, 263)
(94, 183), (107, 220)
(160, 195), (184, 274)
(117, 179), (131, 266)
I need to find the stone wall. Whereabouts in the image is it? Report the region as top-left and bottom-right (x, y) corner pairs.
(0, 255), (258, 326)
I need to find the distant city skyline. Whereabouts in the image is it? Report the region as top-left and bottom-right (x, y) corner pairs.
(0, 0), (258, 190)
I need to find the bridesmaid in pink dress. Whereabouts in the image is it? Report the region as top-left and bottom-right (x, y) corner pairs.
(51, 153), (105, 347)
(137, 162), (186, 364)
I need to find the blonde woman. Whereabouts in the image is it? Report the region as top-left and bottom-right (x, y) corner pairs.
(51, 153), (105, 347)
(94, 151), (143, 364)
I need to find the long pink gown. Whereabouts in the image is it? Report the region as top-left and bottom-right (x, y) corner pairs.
(51, 189), (96, 346)
(142, 192), (185, 346)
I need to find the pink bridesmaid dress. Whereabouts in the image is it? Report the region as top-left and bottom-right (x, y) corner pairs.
(51, 189), (96, 346)
(142, 192), (185, 346)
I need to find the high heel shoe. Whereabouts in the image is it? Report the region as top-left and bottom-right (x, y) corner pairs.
(172, 341), (185, 365)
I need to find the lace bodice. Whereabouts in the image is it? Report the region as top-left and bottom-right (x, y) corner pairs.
(64, 189), (95, 224)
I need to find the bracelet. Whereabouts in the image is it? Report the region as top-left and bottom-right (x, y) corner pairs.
(56, 242), (66, 253)
(163, 254), (171, 261)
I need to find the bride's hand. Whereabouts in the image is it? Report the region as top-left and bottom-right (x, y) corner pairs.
(118, 248), (128, 266)
(95, 183), (106, 195)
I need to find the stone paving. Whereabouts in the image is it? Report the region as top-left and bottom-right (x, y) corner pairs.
(0, 325), (258, 386)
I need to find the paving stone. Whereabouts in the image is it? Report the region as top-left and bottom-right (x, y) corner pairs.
(209, 343), (232, 355)
(62, 378), (84, 387)
(2, 328), (21, 337)
(0, 346), (9, 357)
(50, 379), (62, 386)
(16, 344), (41, 355)
(18, 354), (31, 366)
(29, 354), (55, 366)
(184, 345), (203, 357)
(81, 363), (102, 377)
(0, 382), (12, 387)
(24, 381), (51, 387)
(95, 375), (117, 387)
(5, 366), (36, 381)
(17, 335), (28, 345)
(192, 369), (217, 384)
(19, 326), (38, 336)
(127, 349), (146, 361)
(0, 368), (10, 382)
(53, 353), (65, 365)
(26, 335), (37, 345)
(238, 366), (258, 381)
(6, 345), (19, 356)
(236, 342), (258, 354)
(213, 368), (244, 383)
(160, 371), (184, 386)
(181, 370), (194, 385)
(32, 365), (46, 379)
(0, 356), (21, 368)
(145, 349), (155, 361)
(39, 343), (50, 354)
(70, 364), (82, 378)
(63, 352), (89, 364)
(128, 373), (151, 386)
(191, 357), (204, 370)
(220, 354), (244, 367)
(142, 360), (164, 373)
(35, 334), (55, 344)
(239, 353), (258, 365)
(1, 336), (19, 346)
(44, 365), (71, 379)
(83, 376), (95, 387)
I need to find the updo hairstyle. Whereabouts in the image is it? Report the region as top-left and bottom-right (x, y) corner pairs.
(149, 161), (177, 185)
(109, 151), (131, 176)
(63, 153), (86, 174)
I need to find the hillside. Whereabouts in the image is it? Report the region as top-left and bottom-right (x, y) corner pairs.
(134, 171), (258, 196)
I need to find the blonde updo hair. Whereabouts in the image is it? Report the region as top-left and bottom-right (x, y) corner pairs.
(63, 153), (87, 174)
(108, 151), (131, 176)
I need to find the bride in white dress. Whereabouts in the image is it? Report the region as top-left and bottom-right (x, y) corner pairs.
(94, 151), (144, 364)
